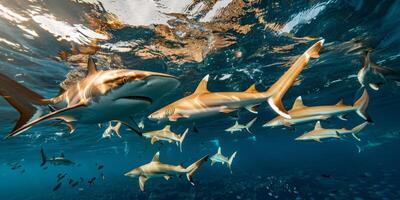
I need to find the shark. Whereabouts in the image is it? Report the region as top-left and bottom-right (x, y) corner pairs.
(356, 141), (382, 153)
(358, 50), (400, 91)
(148, 39), (325, 122)
(225, 117), (257, 134)
(142, 126), (189, 152)
(124, 151), (209, 191)
(101, 121), (122, 139)
(0, 57), (180, 138)
(40, 147), (75, 166)
(210, 147), (237, 173)
(263, 89), (371, 128)
(295, 121), (369, 142)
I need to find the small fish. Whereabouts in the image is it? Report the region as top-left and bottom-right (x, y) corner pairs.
(97, 165), (104, 170)
(88, 177), (96, 185)
(321, 174), (331, 178)
(71, 181), (79, 187)
(11, 165), (22, 170)
(57, 173), (67, 182)
(53, 182), (62, 191)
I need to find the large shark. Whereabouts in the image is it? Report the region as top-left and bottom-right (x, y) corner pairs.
(358, 50), (400, 90)
(148, 39), (325, 122)
(0, 57), (180, 138)
(40, 147), (75, 166)
(295, 121), (369, 142)
(142, 126), (189, 152)
(210, 147), (237, 174)
(225, 117), (257, 134)
(124, 151), (208, 191)
(263, 89), (371, 128)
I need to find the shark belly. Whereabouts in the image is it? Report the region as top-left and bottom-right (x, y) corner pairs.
(58, 99), (151, 124)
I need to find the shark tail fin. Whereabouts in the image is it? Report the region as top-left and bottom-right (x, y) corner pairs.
(305, 39), (325, 58)
(179, 128), (189, 152)
(351, 122), (369, 141)
(0, 74), (52, 138)
(186, 155), (209, 185)
(353, 89), (372, 122)
(111, 121), (122, 137)
(245, 118), (257, 133)
(227, 151), (237, 173)
(40, 147), (46, 167)
(266, 39), (324, 119)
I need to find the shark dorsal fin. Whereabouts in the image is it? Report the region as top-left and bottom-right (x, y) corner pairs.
(291, 96), (305, 110)
(362, 50), (372, 70)
(151, 152), (160, 162)
(60, 153), (65, 158)
(87, 56), (98, 76)
(245, 84), (258, 93)
(336, 99), (344, 106)
(314, 121), (322, 130)
(163, 125), (171, 131)
(217, 147), (221, 154)
(193, 75), (210, 94)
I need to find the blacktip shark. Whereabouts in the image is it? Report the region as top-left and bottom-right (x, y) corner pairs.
(358, 50), (400, 91)
(225, 117), (257, 134)
(142, 125), (189, 152)
(40, 147), (75, 166)
(210, 147), (237, 174)
(295, 121), (369, 142)
(124, 151), (209, 191)
(0, 57), (180, 138)
(148, 39), (324, 122)
(264, 89), (371, 128)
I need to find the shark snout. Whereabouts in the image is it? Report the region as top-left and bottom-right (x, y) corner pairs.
(295, 135), (307, 141)
(124, 168), (141, 177)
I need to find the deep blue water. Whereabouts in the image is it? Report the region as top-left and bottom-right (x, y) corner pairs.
(0, 0), (400, 199)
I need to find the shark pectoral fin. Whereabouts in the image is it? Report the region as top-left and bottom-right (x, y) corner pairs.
(369, 83), (380, 91)
(338, 114), (348, 121)
(164, 175), (172, 181)
(168, 113), (186, 121)
(211, 160), (215, 166)
(150, 137), (158, 145)
(314, 138), (321, 143)
(168, 139), (173, 143)
(245, 105), (259, 114)
(139, 175), (148, 191)
(65, 122), (76, 134)
(283, 121), (293, 127)
(220, 107), (236, 113)
(352, 133), (361, 141)
(5, 103), (86, 139)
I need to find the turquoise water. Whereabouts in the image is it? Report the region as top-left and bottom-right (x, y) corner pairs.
(0, 0), (400, 199)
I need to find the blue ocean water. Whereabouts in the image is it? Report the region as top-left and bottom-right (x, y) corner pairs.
(0, 0), (400, 199)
